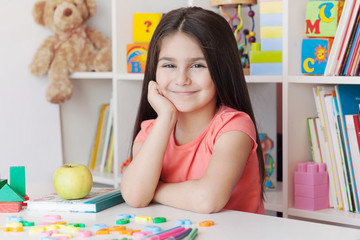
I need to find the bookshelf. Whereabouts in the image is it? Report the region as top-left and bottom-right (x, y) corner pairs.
(284, 0), (360, 227)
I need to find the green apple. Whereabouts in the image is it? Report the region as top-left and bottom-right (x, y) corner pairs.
(53, 163), (93, 200)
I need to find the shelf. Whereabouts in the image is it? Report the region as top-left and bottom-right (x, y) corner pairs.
(69, 72), (114, 79)
(288, 75), (360, 84)
(117, 73), (144, 81)
(245, 75), (282, 83)
(287, 208), (360, 227)
(264, 182), (284, 213)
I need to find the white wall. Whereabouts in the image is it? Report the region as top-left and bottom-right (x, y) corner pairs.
(0, 0), (62, 182)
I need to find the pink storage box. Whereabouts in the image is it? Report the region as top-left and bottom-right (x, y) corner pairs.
(294, 161), (329, 211)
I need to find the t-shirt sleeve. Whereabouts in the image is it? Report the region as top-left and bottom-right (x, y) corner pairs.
(214, 111), (257, 146)
(134, 120), (155, 143)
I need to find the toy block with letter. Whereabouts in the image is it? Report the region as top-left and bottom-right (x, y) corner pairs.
(133, 13), (162, 43)
(305, 0), (344, 37)
(126, 43), (149, 73)
(301, 38), (332, 75)
(294, 162), (329, 211)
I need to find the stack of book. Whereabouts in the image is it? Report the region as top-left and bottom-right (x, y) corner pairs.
(88, 100), (114, 174)
(325, 0), (360, 76)
(308, 85), (360, 212)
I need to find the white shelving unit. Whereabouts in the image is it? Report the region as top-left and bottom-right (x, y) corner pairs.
(283, 0), (360, 228)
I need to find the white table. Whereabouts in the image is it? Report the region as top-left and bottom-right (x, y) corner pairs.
(1, 182), (360, 239)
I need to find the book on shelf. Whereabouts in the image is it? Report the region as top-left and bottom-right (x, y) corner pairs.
(99, 99), (114, 173)
(89, 100), (115, 174)
(325, 0), (360, 76)
(311, 85), (360, 212)
(306, 117), (322, 163)
(345, 114), (360, 211)
(89, 104), (109, 170)
(341, 6), (360, 76)
(312, 87), (339, 209)
(335, 85), (360, 211)
(323, 92), (352, 212)
(26, 188), (124, 213)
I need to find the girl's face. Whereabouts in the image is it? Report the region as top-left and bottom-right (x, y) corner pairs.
(156, 32), (217, 113)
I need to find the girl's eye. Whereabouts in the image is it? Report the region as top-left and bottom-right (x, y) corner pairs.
(192, 64), (205, 68)
(74, 3), (77, 7)
(163, 64), (175, 68)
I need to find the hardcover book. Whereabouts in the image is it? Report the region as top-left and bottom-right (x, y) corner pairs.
(26, 188), (124, 213)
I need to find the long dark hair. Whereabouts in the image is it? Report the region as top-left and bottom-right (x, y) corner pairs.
(131, 7), (265, 196)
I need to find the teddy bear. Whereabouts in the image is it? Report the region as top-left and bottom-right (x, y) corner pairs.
(29, 0), (112, 104)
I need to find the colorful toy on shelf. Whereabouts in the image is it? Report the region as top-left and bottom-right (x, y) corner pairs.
(126, 44), (149, 73)
(128, 13), (162, 74)
(210, 0), (257, 74)
(305, 0), (344, 38)
(301, 38), (332, 75)
(259, 133), (276, 190)
(294, 161), (329, 211)
(0, 166), (27, 213)
(249, 0), (283, 75)
(133, 13), (163, 43)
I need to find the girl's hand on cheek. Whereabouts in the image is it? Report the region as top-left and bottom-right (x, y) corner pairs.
(148, 81), (177, 118)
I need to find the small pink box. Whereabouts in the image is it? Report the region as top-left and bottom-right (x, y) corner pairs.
(294, 161), (329, 211)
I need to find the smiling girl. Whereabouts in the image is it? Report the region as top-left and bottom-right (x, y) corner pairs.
(120, 7), (265, 214)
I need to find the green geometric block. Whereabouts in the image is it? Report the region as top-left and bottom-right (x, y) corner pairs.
(10, 166), (26, 197)
(0, 184), (24, 202)
(250, 43), (282, 63)
(0, 179), (7, 189)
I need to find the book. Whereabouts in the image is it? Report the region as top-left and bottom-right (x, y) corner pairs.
(26, 188), (124, 213)
(89, 104), (109, 170)
(307, 117), (322, 163)
(343, 8), (360, 76)
(312, 87), (339, 209)
(99, 99), (113, 173)
(324, 0), (356, 75)
(345, 114), (360, 213)
(335, 84), (360, 211)
(324, 93), (351, 211)
(334, 1), (360, 75)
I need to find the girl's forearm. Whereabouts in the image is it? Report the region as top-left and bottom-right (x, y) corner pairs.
(120, 114), (176, 207)
(153, 179), (228, 213)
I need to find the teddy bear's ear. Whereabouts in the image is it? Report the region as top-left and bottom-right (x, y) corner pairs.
(84, 0), (97, 18)
(32, 0), (46, 26)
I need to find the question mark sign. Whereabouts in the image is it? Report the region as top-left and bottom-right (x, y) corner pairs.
(144, 21), (152, 32)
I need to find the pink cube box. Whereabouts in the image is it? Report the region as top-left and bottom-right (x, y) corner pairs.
(294, 183), (328, 198)
(294, 162), (328, 185)
(294, 196), (329, 210)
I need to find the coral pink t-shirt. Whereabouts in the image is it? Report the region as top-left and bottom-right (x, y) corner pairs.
(135, 105), (264, 214)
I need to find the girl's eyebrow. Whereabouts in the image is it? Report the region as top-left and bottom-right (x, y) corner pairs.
(158, 57), (206, 61)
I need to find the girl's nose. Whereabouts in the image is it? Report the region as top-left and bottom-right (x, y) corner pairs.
(175, 70), (191, 85)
